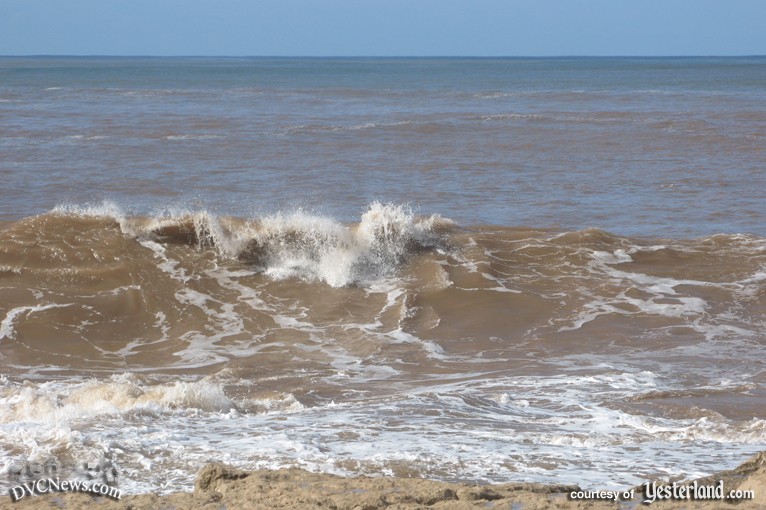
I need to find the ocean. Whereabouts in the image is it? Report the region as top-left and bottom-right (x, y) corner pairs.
(1, 56), (765, 494)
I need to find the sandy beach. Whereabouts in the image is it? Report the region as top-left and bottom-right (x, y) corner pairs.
(3, 451), (764, 509)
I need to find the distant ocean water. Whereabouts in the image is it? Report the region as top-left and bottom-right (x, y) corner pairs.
(1, 57), (765, 494)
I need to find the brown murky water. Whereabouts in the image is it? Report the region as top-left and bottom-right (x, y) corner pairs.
(1, 57), (765, 493)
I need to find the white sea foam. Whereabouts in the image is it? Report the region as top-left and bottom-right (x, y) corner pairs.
(0, 304), (73, 341)
(235, 203), (450, 287)
(1, 365), (764, 495)
(164, 134), (222, 140)
(0, 375), (235, 423)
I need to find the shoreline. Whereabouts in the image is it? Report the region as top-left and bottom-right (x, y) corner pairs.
(3, 451), (765, 509)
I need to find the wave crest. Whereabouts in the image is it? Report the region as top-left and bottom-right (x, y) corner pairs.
(46, 201), (453, 287)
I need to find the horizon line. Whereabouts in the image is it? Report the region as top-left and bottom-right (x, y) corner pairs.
(2, 54), (766, 59)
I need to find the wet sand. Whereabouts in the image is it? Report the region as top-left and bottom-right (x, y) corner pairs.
(4, 451), (764, 509)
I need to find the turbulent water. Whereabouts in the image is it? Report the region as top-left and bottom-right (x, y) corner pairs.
(1, 57), (766, 494)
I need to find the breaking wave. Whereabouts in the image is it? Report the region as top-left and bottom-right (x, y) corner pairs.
(50, 201), (453, 287)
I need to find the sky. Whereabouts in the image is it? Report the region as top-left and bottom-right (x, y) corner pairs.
(1, 0), (765, 57)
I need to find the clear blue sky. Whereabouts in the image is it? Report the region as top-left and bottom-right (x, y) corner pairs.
(1, 0), (765, 56)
